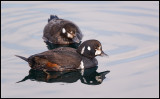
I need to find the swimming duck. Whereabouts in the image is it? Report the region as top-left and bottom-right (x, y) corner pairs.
(16, 39), (108, 71)
(43, 15), (83, 44)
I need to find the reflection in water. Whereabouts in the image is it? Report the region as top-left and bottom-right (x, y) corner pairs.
(45, 41), (81, 50)
(17, 66), (110, 85)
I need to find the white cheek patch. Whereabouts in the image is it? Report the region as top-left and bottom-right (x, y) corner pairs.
(67, 33), (73, 38)
(62, 28), (66, 33)
(87, 46), (91, 51)
(95, 49), (101, 55)
(81, 46), (85, 54)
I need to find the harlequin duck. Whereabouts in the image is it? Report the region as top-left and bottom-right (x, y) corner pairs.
(43, 15), (83, 44)
(15, 40), (108, 71)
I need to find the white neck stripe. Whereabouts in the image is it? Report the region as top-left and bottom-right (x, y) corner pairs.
(81, 46), (85, 54)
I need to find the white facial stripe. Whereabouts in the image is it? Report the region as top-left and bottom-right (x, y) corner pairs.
(95, 49), (101, 55)
(81, 46), (85, 54)
(87, 46), (91, 51)
(62, 28), (66, 33)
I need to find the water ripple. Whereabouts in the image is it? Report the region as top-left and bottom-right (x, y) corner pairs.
(1, 1), (159, 98)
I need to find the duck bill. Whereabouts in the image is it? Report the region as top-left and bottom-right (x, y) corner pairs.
(73, 36), (80, 43)
(100, 51), (109, 57)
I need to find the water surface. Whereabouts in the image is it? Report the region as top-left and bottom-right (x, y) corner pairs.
(1, 1), (159, 98)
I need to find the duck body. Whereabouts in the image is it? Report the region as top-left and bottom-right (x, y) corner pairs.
(16, 47), (98, 71)
(16, 40), (107, 71)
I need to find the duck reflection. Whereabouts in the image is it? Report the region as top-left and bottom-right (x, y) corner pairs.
(17, 66), (110, 85)
(80, 67), (110, 85)
(45, 41), (81, 50)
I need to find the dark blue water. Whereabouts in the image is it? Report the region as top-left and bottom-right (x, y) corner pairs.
(1, 1), (159, 98)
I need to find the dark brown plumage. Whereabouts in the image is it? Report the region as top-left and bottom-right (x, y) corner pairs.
(16, 47), (81, 71)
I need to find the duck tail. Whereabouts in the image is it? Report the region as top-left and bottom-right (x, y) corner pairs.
(48, 15), (59, 22)
(15, 55), (28, 62)
(16, 76), (29, 83)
